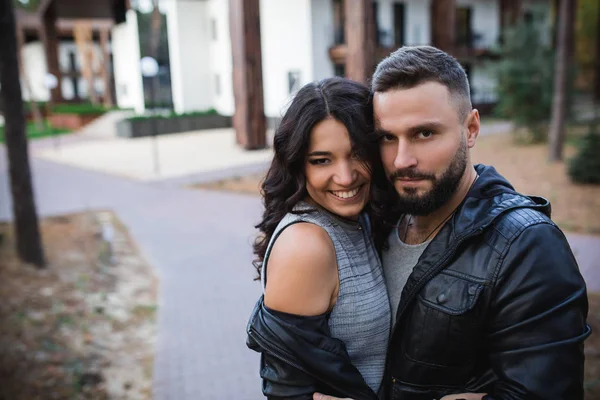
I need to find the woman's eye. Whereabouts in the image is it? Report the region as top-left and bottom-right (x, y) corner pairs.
(380, 134), (396, 142)
(308, 158), (330, 165)
(417, 131), (434, 139)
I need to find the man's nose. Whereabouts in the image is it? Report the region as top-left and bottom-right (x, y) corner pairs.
(394, 141), (417, 170)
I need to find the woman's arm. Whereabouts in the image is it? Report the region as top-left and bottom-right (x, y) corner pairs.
(264, 222), (339, 316)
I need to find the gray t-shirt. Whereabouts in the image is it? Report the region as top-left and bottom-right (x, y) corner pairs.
(382, 223), (431, 326)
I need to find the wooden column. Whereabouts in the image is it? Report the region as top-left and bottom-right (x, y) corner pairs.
(431, 0), (456, 54)
(39, 1), (62, 102)
(344, 0), (375, 84)
(229, 0), (266, 150)
(74, 21), (99, 105)
(100, 28), (114, 107)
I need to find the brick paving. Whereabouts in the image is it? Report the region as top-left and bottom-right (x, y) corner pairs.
(0, 145), (598, 399)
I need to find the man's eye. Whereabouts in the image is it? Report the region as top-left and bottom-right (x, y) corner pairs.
(379, 134), (396, 142)
(308, 158), (330, 165)
(417, 131), (434, 139)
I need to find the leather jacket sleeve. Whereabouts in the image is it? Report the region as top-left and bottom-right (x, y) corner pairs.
(246, 297), (378, 400)
(483, 223), (591, 399)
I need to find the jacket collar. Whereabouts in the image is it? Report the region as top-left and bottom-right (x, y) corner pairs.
(450, 164), (550, 238)
(392, 164), (551, 328)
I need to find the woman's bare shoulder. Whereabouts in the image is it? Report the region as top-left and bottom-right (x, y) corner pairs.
(264, 222), (338, 316)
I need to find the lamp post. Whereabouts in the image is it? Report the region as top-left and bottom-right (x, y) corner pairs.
(140, 56), (160, 177)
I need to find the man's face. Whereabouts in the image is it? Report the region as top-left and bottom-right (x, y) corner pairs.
(373, 81), (479, 216)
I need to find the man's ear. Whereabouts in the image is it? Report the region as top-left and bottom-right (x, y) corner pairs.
(465, 109), (480, 148)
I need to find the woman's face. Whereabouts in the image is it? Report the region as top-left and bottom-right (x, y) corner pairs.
(304, 118), (371, 220)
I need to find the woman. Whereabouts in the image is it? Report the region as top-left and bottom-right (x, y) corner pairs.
(247, 77), (392, 400)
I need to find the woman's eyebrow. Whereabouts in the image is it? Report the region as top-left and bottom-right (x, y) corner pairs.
(307, 151), (332, 157)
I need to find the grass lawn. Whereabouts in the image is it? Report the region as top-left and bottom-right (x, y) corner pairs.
(0, 121), (71, 144)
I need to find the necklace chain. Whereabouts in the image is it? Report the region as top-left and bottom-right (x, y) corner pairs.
(400, 174), (479, 244)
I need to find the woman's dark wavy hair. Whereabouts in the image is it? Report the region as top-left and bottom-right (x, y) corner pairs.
(253, 77), (397, 279)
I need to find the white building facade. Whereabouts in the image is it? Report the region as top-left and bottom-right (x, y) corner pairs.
(164, 0), (551, 120)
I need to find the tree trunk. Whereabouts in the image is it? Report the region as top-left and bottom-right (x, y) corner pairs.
(229, 0), (267, 149)
(549, 0), (576, 162)
(15, 20), (45, 132)
(594, 0), (600, 104)
(0, 0), (45, 267)
(431, 0), (456, 54)
(344, 0), (376, 84)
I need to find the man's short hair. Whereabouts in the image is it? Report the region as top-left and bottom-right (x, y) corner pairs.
(371, 45), (472, 122)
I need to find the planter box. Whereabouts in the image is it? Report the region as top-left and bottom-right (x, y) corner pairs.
(48, 113), (103, 130)
(116, 114), (232, 138)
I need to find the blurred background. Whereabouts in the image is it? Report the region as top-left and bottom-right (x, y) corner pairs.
(0, 0), (599, 399)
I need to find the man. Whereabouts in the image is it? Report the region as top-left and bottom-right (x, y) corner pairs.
(316, 46), (590, 400)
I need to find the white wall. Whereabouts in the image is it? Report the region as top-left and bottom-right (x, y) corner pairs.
(470, 63), (498, 104)
(457, 0), (500, 48)
(310, 0), (335, 81)
(165, 0), (212, 113)
(21, 42), (49, 101)
(112, 10), (145, 113)
(260, 0), (313, 118)
(208, 0), (234, 116)
(404, 0), (431, 46)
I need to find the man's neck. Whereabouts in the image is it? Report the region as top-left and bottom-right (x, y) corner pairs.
(404, 166), (478, 245)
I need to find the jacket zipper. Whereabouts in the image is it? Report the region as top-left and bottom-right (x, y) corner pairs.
(248, 327), (379, 400)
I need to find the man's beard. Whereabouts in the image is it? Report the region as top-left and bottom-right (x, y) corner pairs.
(389, 136), (468, 216)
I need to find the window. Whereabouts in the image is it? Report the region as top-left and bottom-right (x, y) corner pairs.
(456, 7), (473, 48)
(393, 2), (405, 47)
(333, 0), (345, 45)
(373, 1), (380, 46)
(288, 71), (301, 94)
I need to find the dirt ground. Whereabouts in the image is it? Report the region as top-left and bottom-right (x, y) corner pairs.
(0, 211), (157, 400)
(196, 132), (600, 236)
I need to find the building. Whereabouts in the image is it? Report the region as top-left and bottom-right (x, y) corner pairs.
(163, 0), (551, 123)
(15, 0), (552, 124)
(15, 0), (146, 113)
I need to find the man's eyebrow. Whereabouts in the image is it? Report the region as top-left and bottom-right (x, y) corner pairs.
(407, 121), (446, 133)
(307, 151), (331, 157)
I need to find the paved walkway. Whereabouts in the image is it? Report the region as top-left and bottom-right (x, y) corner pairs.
(0, 150), (265, 399)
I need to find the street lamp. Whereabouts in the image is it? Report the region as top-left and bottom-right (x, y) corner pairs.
(140, 56), (160, 177)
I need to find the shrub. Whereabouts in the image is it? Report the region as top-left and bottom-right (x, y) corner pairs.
(496, 11), (554, 143)
(126, 108), (219, 122)
(568, 121), (600, 184)
(51, 103), (109, 115)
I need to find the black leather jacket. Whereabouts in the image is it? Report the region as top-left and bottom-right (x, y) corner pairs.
(247, 297), (378, 399)
(385, 165), (590, 400)
(247, 165), (590, 400)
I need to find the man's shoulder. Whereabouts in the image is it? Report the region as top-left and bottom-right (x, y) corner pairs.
(490, 206), (555, 242)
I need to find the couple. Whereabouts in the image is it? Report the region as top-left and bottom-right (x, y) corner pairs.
(247, 46), (591, 400)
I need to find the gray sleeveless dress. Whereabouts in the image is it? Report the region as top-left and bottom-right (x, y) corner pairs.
(260, 202), (391, 393)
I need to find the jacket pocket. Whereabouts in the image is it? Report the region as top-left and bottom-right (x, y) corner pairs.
(402, 272), (485, 369)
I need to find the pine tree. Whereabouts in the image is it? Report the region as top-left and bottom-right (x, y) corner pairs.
(496, 11), (554, 143)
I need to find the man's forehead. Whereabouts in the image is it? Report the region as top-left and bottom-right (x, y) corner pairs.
(373, 83), (459, 128)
